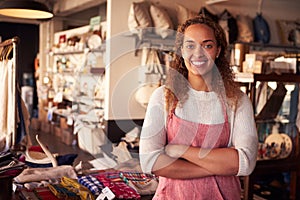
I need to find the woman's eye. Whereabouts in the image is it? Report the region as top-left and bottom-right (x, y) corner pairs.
(185, 44), (195, 49)
(203, 44), (213, 49)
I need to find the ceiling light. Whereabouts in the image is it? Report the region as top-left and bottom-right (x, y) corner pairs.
(206, 0), (228, 5)
(0, 0), (53, 19)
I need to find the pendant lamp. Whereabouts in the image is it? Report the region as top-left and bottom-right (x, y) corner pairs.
(0, 0), (53, 19)
(206, 0), (228, 5)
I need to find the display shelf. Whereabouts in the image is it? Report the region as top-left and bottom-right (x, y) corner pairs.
(243, 73), (300, 200)
(128, 31), (176, 55)
(51, 44), (106, 56)
(232, 42), (300, 52)
(234, 72), (254, 83)
(45, 24), (107, 137)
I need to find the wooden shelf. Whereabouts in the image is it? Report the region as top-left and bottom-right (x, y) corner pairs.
(254, 73), (300, 83)
(232, 42), (300, 52)
(50, 44), (106, 56)
(128, 32), (176, 55)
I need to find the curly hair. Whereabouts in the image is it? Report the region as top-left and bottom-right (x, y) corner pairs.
(165, 15), (241, 112)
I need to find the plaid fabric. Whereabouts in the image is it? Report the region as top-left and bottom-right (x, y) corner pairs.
(95, 171), (156, 182)
(78, 175), (104, 196)
(77, 171), (154, 199)
(119, 171), (157, 182)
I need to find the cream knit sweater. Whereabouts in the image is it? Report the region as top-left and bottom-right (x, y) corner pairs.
(139, 85), (258, 176)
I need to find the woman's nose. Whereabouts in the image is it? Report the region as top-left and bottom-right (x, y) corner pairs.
(193, 44), (205, 56)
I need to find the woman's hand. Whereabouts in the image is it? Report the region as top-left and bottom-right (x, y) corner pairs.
(165, 144), (190, 158)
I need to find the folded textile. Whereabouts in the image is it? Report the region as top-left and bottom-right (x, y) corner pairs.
(0, 158), (25, 176)
(34, 187), (60, 200)
(48, 183), (79, 200)
(18, 188), (41, 200)
(119, 171), (157, 182)
(128, 179), (158, 195)
(61, 176), (95, 200)
(25, 154), (78, 168)
(96, 175), (141, 199)
(14, 165), (77, 183)
(114, 171), (158, 195)
(23, 179), (60, 190)
(78, 175), (104, 196)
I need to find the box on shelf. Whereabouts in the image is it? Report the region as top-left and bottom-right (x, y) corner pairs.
(60, 117), (69, 129)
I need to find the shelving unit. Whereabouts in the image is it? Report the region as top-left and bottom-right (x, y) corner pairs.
(229, 42), (300, 199)
(243, 73), (300, 200)
(40, 24), (108, 153)
(51, 50), (105, 100)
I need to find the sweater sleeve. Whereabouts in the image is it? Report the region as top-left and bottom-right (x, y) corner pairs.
(232, 93), (258, 176)
(139, 86), (167, 174)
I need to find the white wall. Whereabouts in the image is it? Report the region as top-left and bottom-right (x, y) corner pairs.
(105, 0), (147, 120)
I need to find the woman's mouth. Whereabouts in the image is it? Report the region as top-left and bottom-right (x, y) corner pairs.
(191, 60), (207, 67)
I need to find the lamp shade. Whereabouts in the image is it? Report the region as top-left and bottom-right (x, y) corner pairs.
(0, 0), (53, 19)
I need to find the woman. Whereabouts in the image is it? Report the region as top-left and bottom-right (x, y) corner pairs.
(139, 16), (258, 199)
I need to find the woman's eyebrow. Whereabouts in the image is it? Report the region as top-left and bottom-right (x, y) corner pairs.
(202, 39), (216, 43)
(183, 39), (196, 43)
(183, 39), (216, 43)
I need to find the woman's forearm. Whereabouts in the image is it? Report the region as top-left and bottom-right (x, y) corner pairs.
(152, 153), (214, 179)
(182, 146), (239, 176)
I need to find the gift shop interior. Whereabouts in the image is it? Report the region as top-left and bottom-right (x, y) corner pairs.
(0, 0), (299, 199)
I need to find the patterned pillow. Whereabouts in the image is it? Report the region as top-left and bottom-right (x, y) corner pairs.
(236, 14), (254, 43)
(128, 1), (153, 34)
(150, 4), (174, 38)
(277, 20), (300, 45)
(175, 3), (198, 27)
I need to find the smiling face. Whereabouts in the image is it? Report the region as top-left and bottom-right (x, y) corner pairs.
(181, 24), (220, 82)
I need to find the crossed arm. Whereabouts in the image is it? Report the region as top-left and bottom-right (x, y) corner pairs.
(152, 145), (239, 179)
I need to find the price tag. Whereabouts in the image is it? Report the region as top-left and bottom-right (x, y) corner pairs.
(90, 16), (101, 31)
(102, 186), (115, 200)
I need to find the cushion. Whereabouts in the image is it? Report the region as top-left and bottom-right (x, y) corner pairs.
(277, 19), (300, 45)
(218, 9), (238, 44)
(236, 14), (254, 43)
(253, 14), (270, 44)
(199, 7), (218, 22)
(175, 3), (198, 27)
(150, 4), (174, 38)
(128, 1), (153, 34)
